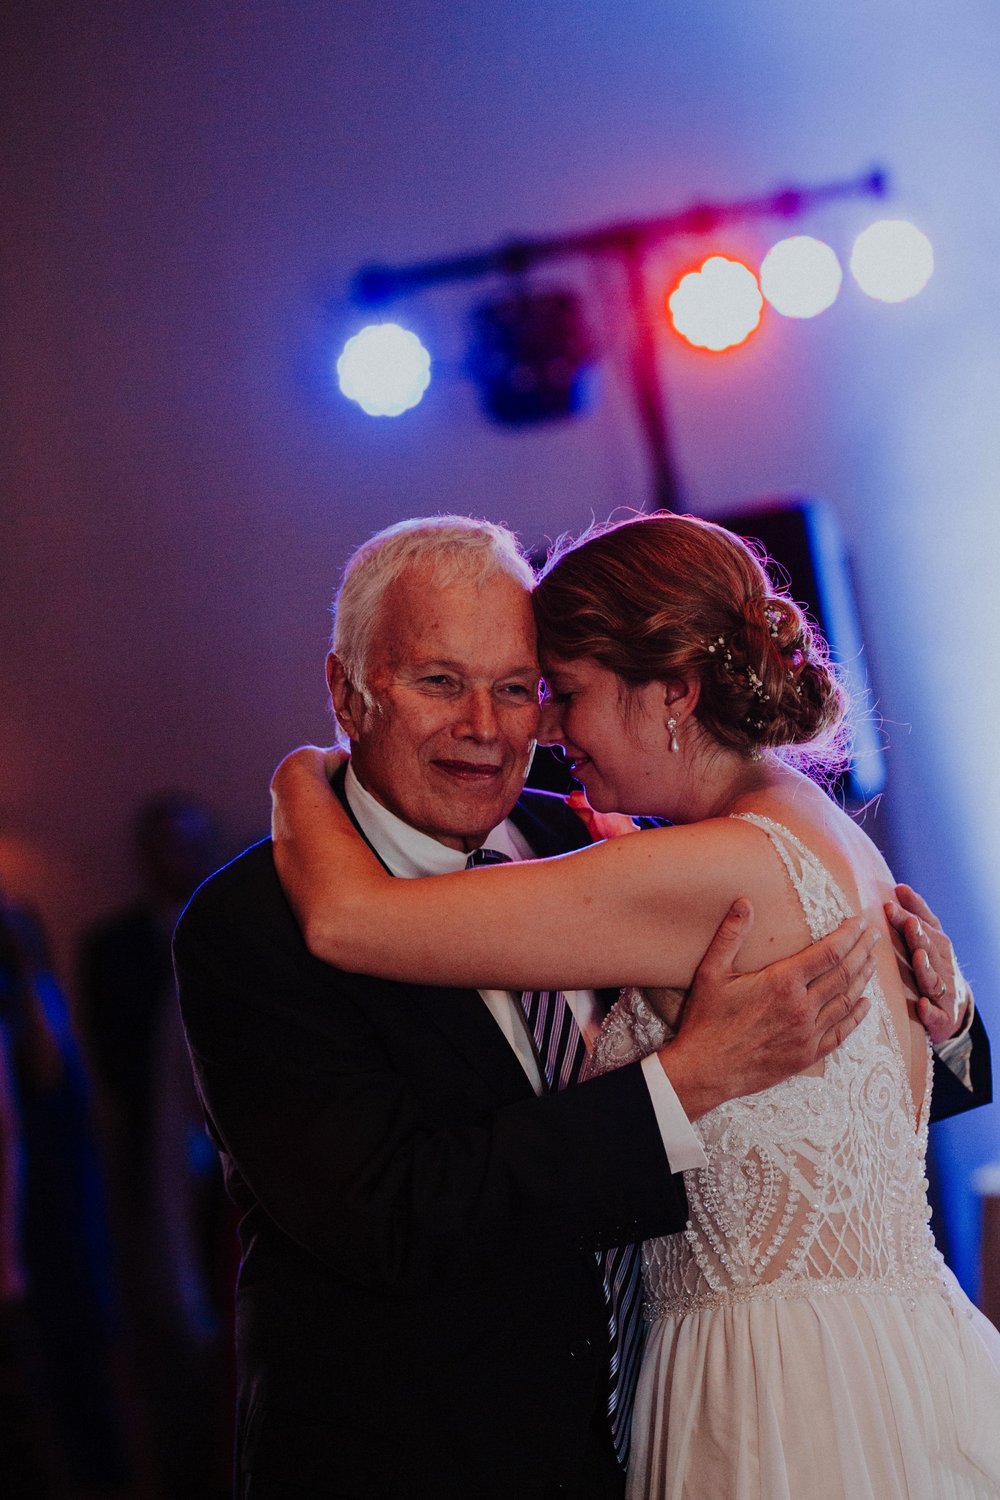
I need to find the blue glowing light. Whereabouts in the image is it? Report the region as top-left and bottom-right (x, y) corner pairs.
(336, 324), (431, 416)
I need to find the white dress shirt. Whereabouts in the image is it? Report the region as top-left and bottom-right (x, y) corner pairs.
(345, 765), (707, 1172)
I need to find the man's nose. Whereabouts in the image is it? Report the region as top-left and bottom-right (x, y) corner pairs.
(458, 687), (500, 740)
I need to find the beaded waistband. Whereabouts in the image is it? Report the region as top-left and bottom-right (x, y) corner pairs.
(644, 1268), (949, 1321)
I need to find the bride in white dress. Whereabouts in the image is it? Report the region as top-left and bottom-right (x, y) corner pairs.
(587, 820), (1000, 1499)
(270, 512), (1000, 1498)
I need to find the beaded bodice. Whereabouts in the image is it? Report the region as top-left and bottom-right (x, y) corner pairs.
(590, 815), (945, 1318)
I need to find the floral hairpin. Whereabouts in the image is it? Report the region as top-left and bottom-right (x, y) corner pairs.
(706, 635), (733, 669)
(745, 667), (769, 702)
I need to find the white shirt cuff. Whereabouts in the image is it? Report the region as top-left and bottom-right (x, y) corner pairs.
(934, 989), (975, 1090)
(640, 1052), (708, 1172)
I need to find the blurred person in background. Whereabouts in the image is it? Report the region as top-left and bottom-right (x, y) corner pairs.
(80, 796), (231, 1499)
(0, 886), (128, 1498)
(0, 932), (64, 1499)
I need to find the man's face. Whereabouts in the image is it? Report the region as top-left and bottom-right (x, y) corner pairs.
(330, 565), (541, 851)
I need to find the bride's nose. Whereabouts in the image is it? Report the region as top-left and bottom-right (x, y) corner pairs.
(538, 699), (565, 747)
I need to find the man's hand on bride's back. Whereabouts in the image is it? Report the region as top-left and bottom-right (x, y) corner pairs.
(656, 901), (879, 1121)
(884, 885), (972, 1046)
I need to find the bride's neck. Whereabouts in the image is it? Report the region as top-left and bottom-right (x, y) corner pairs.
(665, 746), (794, 825)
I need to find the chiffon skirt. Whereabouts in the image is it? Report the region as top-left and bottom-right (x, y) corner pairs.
(626, 1271), (1000, 1500)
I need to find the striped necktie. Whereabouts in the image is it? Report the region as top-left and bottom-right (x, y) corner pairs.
(464, 847), (511, 869)
(464, 844), (645, 1466)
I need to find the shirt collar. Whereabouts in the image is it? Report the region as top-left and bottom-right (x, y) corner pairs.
(344, 762), (530, 876)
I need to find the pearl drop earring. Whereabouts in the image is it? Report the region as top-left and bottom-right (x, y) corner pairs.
(667, 716), (680, 753)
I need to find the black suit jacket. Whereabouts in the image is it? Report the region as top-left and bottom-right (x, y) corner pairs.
(174, 790), (688, 1500)
(930, 1007), (991, 1122)
(175, 787), (990, 1500)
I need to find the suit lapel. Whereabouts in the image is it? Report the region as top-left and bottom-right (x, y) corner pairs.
(402, 979), (537, 1105)
(511, 791), (620, 1018)
(509, 791), (592, 857)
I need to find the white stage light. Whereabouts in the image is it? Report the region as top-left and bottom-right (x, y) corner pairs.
(850, 220), (934, 303)
(336, 324), (431, 416)
(668, 257), (763, 352)
(760, 236), (843, 318)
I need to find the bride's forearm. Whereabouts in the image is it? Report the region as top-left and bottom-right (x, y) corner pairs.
(269, 752), (741, 992)
(271, 746), (389, 960)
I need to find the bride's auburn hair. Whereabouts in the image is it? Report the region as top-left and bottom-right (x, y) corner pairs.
(533, 512), (850, 766)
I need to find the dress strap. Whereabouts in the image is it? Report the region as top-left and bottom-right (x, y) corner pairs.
(730, 812), (854, 941)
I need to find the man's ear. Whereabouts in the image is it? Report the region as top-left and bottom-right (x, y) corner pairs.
(326, 652), (365, 742)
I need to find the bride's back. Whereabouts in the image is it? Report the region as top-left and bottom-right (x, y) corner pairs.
(726, 777), (928, 1130)
(598, 789), (942, 1309)
(698, 805), (935, 1302)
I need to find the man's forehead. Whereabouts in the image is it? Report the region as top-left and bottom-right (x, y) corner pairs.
(398, 559), (532, 607)
(386, 631), (540, 678)
(376, 567), (536, 655)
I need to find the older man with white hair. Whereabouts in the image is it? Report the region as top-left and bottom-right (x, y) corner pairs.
(175, 515), (984, 1500)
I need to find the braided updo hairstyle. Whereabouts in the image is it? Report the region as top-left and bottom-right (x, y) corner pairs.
(533, 512), (849, 768)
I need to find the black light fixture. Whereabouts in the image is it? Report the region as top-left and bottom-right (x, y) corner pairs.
(466, 288), (595, 425)
(349, 168), (887, 506)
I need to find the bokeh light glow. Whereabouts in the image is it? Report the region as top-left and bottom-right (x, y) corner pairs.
(850, 220), (934, 303)
(668, 257), (764, 351)
(760, 236), (843, 318)
(336, 323), (432, 415)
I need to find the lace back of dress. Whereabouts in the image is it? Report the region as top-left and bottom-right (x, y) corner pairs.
(635, 814), (940, 1315)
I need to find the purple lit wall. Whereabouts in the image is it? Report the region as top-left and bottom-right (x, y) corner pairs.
(4, 0), (998, 1290)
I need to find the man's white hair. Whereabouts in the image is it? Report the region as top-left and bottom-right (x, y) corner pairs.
(331, 514), (536, 699)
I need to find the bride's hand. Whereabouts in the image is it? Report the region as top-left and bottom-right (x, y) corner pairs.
(566, 790), (639, 842)
(269, 741), (390, 963)
(270, 745), (347, 841)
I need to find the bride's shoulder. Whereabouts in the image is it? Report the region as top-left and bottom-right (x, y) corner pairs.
(637, 813), (788, 889)
(731, 785), (890, 889)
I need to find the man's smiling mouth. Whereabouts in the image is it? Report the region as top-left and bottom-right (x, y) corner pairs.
(433, 760), (503, 780)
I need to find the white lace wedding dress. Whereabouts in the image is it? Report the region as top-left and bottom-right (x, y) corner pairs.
(588, 815), (1000, 1500)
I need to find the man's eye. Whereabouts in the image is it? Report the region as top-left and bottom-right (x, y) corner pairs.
(420, 675), (457, 690)
(499, 683), (535, 701)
